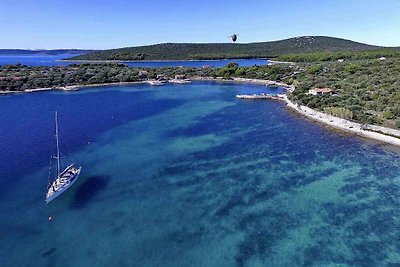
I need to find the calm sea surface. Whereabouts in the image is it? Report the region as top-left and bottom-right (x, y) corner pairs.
(1, 82), (400, 266)
(0, 54), (268, 67)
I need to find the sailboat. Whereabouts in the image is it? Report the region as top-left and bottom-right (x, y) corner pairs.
(46, 112), (82, 203)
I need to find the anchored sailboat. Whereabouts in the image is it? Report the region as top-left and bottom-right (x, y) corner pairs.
(46, 112), (81, 203)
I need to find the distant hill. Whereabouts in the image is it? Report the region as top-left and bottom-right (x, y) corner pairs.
(69, 36), (380, 61)
(0, 49), (98, 55)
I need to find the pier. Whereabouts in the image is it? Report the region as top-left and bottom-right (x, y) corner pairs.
(236, 93), (286, 101)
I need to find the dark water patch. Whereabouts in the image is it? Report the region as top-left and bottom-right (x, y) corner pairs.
(310, 198), (400, 265)
(245, 169), (336, 209)
(166, 225), (206, 245)
(41, 248), (56, 258)
(215, 196), (245, 217)
(153, 164), (206, 193)
(165, 100), (284, 143)
(365, 210), (398, 235)
(320, 202), (371, 227)
(351, 240), (388, 266)
(0, 222), (42, 239)
(301, 241), (350, 267)
(302, 243), (326, 266)
(91, 182), (149, 205)
(156, 162), (195, 177)
(70, 176), (110, 209)
(168, 176), (202, 188)
(235, 210), (298, 266)
(339, 179), (375, 195)
(245, 174), (306, 205)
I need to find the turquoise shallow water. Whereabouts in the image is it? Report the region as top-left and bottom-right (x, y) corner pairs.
(1, 82), (400, 266)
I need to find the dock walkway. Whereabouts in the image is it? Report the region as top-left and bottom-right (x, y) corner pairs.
(236, 93), (286, 100)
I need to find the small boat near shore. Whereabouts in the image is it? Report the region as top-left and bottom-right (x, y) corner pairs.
(236, 93), (285, 100)
(147, 80), (164, 86)
(169, 78), (192, 84)
(46, 112), (81, 203)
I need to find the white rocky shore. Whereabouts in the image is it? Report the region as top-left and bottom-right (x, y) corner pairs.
(283, 95), (400, 146)
(224, 77), (400, 147)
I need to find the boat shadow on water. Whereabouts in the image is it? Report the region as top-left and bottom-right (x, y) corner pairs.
(70, 176), (110, 209)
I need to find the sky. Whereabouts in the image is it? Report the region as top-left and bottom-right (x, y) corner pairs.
(0, 0), (399, 49)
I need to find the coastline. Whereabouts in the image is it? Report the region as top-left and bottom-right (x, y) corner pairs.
(0, 81), (146, 95)
(267, 59), (294, 65)
(3, 76), (400, 147)
(192, 76), (294, 89)
(220, 77), (400, 147)
(59, 58), (270, 63)
(0, 77), (289, 96)
(283, 96), (400, 147)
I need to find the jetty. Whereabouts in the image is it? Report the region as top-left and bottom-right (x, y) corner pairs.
(236, 93), (286, 100)
(169, 79), (191, 84)
(147, 80), (164, 86)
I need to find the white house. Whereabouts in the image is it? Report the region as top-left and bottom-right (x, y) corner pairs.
(308, 88), (333, 96)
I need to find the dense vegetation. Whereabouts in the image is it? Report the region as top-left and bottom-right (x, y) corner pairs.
(0, 62), (295, 92)
(275, 48), (400, 62)
(287, 58), (400, 128)
(214, 57), (400, 128)
(69, 36), (379, 61)
(0, 63), (214, 91)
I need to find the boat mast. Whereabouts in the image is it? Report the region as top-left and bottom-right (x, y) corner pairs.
(55, 111), (61, 178)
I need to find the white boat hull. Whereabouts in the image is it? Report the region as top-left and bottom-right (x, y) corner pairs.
(46, 165), (81, 203)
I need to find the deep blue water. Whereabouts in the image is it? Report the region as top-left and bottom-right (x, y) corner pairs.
(1, 82), (400, 266)
(0, 54), (268, 67)
(0, 54), (79, 67)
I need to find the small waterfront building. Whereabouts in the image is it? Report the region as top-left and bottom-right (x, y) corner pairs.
(308, 87), (333, 96)
(175, 74), (186, 80)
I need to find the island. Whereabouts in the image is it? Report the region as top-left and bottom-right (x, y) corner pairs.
(66, 36), (380, 61)
(2, 37), (400, 146)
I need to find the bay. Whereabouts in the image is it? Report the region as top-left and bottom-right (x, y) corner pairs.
(1, 82), (400, 266)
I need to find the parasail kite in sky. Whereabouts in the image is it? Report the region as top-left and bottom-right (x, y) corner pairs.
(228, 34), (238, 42)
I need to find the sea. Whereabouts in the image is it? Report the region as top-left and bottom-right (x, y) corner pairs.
(1, 82), (400, 266)
(0, 54), (269, 68)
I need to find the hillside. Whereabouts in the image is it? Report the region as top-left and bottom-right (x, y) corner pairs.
(69, 36), (379, 61)
(0, 49), (97, 55)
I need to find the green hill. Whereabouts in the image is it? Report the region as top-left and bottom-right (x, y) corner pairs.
(69, 36), (380, 61)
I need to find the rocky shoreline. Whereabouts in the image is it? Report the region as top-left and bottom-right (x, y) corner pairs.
(226, 78), (400, 147)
